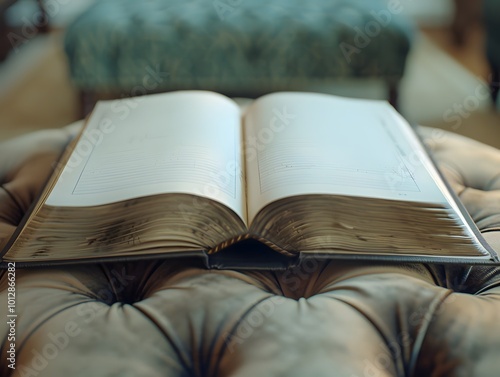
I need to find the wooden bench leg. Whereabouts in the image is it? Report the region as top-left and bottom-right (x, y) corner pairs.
(388, 81), (399, 110)
(36, 0), (49, 34)
(490, 63), (499, 109)
(0, 16), (9, 62)
(80, 90), (96, 119)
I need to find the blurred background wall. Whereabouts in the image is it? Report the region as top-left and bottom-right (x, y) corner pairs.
(0, 0), (498, 148)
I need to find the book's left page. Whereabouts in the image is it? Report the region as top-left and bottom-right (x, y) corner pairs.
(1, 91), (250, 264)
(47, 91), (247, 223)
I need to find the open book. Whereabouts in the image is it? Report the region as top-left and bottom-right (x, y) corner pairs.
(1, 91), (498, 268)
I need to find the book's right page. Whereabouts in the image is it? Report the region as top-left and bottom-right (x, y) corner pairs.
(244, 92), (446, 220)
(242, 92), (491, 258)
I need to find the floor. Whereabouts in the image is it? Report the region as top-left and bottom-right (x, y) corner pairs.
(0, 32), (79, 140)
(422, 25), (490, 80)
(417, 25), (500, 148)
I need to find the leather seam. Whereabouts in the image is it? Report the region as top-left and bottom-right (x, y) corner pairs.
(480, 227), (500, 234)
(130, 303), (195, 376)
(213, 294), (277, 377)
(407, 289), (453, 377)
(0, 185), (24, 217)
(321, 294), (406, 377)
(484, 171), (500, 191)
(1, 299), (100, 365)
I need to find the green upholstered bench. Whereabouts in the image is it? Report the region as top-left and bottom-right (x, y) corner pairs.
(63, 0), (414, 114)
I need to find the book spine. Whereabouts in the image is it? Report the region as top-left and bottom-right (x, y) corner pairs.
(208, 234), (296, 257)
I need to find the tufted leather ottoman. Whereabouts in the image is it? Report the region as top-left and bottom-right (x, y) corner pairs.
(1, 124), (500, 377)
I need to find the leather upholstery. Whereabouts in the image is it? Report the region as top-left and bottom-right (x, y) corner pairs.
(1, 124), (500, 377)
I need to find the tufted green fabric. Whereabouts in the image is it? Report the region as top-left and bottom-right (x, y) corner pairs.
(63, 0), (414, 94)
